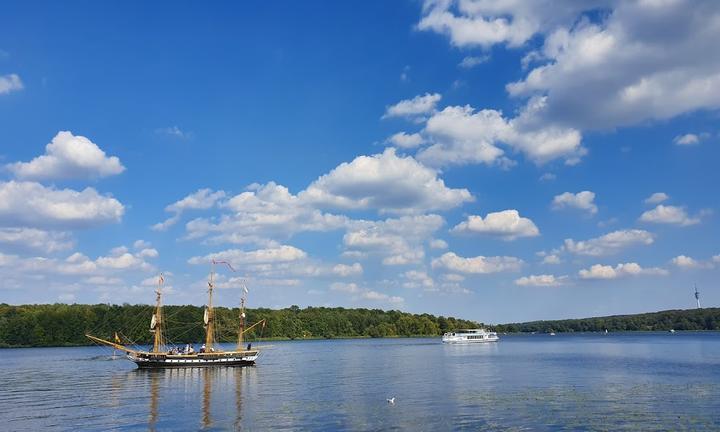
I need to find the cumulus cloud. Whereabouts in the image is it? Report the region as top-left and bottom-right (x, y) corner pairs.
(552, 191), (597, 215)
(300, 148), (472, 214)
(429, 238), (448, 249)
(563, 229), (654, 256)
(431, 252), (522, 274)
(388, 132), (425, 148)
(671, 255), (716, 270)
(639, 205), (700, 226)
(0, 228), (74, 254)
(7, 131), (125, 180)
(644, 192), (669, 205)
(403, 270), (436, 290)
(0, 181), (124, 229)
(0, 73), (23, 94)
(450, 209), (539, 240)
(184, 182), (347, 243)
(330, 282), (403, 304)
(188, 245), (308, 266)
(542, 254), (561, 265)
(166, 151), (470, 246)
(0, 245), (156, 277)
(416, 103), (584, 167)
(421, 1), (720, 133)
(578, 262), (668, 279)
(515, 274), (568, 286)
(332, 263), (363, 277)
(343, 214), (444, 266)
(152, 188), (226, 231)
(382, 93), (442, 120)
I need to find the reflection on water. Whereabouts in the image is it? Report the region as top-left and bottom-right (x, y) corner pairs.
(1, 335), (719, 431)
(121, 366), (256, 431)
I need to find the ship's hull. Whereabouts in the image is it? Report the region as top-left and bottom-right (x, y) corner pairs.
(442, 337), (498, 344)
(129, 351), (260, 368)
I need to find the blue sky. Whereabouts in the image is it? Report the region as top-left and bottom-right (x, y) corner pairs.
(1, 0), (718, 323)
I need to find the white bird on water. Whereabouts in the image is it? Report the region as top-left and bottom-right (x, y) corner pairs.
(387, 397), (395, 404)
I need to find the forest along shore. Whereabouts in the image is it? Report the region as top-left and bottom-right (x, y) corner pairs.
(0, 304), (718, 348)
(0, 304), (479, 348)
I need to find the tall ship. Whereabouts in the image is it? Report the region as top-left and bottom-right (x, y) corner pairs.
(442, 328), (499, 344)
(86, 260), (265, 368)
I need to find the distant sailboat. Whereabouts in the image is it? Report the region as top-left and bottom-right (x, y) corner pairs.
(86, 261), (265, 368)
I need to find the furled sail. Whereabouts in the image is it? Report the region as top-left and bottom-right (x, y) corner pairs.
(150, 314), (157, 330)
(203, 307), (209, 325)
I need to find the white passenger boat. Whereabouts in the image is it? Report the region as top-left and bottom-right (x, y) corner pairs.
(442, 328), (499, 344)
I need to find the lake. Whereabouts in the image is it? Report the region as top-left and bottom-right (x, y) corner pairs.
(1, 333), (719, 431)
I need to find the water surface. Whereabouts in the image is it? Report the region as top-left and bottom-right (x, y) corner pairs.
(1, 333), (719, 431)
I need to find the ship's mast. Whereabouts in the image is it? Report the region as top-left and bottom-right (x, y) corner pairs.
(152, 274), (165, 353)
(237, 289), (246, 350)
(205, 263), (216, 350)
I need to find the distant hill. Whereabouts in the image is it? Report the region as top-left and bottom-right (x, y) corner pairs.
(0, 303), (480, 348)
(493, 308), (720, 333)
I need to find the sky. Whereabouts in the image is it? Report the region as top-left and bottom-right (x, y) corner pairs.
(0, 0), (719, 323)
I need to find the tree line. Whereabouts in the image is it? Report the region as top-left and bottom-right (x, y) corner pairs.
(0, 303), (480, 348)
(492, 308), (720, 333)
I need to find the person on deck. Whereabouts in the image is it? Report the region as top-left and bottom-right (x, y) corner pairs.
(200, 344), (206, 353)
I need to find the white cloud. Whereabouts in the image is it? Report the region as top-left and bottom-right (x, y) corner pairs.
(133, 239), (151, 250)
(458, 55), (489, 68)
(579, 262), (668, 279)
(188, 245), (308, 266)
(0, 181), (124, 229)
(343, 214), (444, 266)
(421, 1), (720, 132)
(552, 191), (597, 215)
(416, 103), (584, 167)
(403, 270), (436, 290)
(382, 93), (441, 120)
(184, 182), (347, 243)
(417, 1), (576, 48)
(429, 238), (448, 249)
(138, 248), (159, 259)
(431, 252), (523, 274)
(332, 263), (363, 277)
(0, 245), (156, 278)
(152, 188), (226, 231)
(539, 173), (556, 182)
(300, 148), (472, 214)
(330, 282), (404, 304)
(7, 131), (125, 180)
(671, 255), (715, 270)
(564, 229), (654, 256)
(0, 228), (74, 253)
(450, 209), (540, 240)
(388, 132), (425, 148)
(639, 205), (700, 226)
(542, 254), (561, 265)
(674, 134), (699, 146)
(360, 290), (404, 304)
(515, 274), (568, 286)
(644, 192), (669, 205)
(0, 73), (23, 94)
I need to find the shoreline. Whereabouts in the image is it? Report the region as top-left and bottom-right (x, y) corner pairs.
(3, 329), (719, 349)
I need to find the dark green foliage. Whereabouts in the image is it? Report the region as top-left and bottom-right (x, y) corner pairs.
(0, 303), (479, 348)
(492, 308), (720, 333)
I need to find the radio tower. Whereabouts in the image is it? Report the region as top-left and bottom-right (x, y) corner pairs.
(694, 284), (701, 309)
